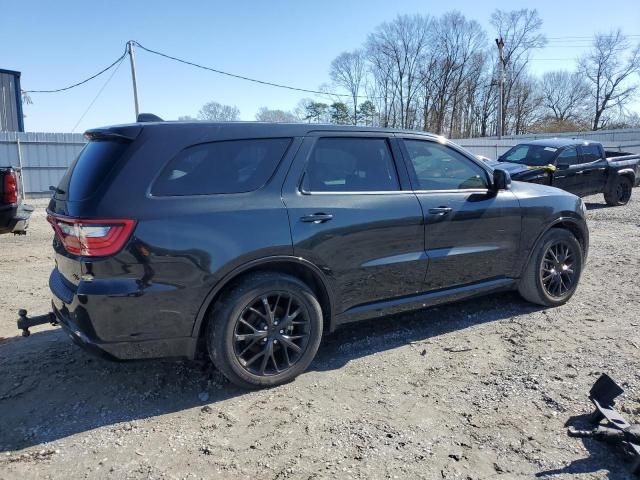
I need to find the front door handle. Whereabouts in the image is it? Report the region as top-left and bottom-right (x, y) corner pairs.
(428, 207), (452, 215)
(300, 213), (334, 223)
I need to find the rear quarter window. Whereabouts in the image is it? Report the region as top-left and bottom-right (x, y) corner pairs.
(152, 138), (291, 196)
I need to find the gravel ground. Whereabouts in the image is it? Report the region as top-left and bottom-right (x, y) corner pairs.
(0, 195), (638, 480)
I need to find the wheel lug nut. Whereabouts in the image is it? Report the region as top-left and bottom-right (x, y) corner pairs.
(279, 330), (284, 334)
(273, 339), (278, 344)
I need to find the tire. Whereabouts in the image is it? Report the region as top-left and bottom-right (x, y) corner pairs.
(207, 272), (323, 389)
(518, 229), (583, 307)
(604, 176), (633, 206)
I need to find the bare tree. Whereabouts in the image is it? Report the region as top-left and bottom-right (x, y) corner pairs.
(255, 107), (298, 123)
(367, 49), (397, 127)
(579, 30), (640, 130)
(428, 11), (487, 136)
(508, 75), (543, 135)
(329, 50), (367, 124)
(491, 9), (546, 134)
(540, 71), (590, 122)
(198, 101), (240, 121)
(366, 14), (432, 129)
(474, 69), (498, 137)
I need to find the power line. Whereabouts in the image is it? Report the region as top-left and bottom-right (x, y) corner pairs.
(71, 56), (126, 133)
(132, 41), (359, 98)
(545, 34), (640, 40)
(24, 46), (128, 93)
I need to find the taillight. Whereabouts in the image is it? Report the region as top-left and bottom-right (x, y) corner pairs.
(3, 171), (18, 204)
(47, 213), (136, 257)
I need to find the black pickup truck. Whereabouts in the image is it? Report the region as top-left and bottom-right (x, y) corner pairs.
(0, 167), (33, 234)
(487, 139), (640, 205)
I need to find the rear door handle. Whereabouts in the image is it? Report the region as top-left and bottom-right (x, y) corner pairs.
(428, 207), (452, 215)
(300, 213), (333, 223)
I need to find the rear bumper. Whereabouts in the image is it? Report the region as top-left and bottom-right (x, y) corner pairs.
(0, 203), (33, 234)
(50, 269), (198, 361)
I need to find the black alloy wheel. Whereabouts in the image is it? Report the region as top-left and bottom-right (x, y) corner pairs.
(518, 228), (583, 307)
(615, 179), (632, 204)
(540, 240), (576, 298)
(207, 272), (323, 389)
(605, 176), (633, 206)
(233, 293), (311, 376)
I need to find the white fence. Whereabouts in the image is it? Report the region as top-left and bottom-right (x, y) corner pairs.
(0, 131), (85, 195)
(453, 128), (640, 158)
(2, 127), (640, 196)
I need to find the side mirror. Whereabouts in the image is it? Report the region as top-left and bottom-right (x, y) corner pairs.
(556, 159), (569, 170)
(492, 168), (511, 191)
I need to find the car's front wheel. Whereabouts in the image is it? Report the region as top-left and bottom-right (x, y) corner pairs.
(207, 272), (323, 389)
(518, 229), (583, 307)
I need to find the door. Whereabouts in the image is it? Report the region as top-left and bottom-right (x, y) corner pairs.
(282, 135), (427, 313)
(399, 138), (522, 291)
(577, 144), (608, 196)
(553, 147), (581, 195)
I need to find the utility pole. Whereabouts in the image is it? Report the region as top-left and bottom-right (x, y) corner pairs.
(495, 37), (505, 139)
(127, 40), (140, 120)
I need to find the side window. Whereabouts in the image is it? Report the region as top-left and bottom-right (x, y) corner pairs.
(302, 137), (399, 192)
(557, 147), (579, 166)
(403, 140), (489, 190)
(152, 138), (291, 196)
(579, 145), (601, 163)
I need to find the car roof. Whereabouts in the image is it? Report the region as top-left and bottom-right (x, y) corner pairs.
(521, 138), (599, 148)
(88, 120), (445, 140)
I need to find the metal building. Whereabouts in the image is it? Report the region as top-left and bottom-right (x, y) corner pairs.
(0, 68), (25, 132)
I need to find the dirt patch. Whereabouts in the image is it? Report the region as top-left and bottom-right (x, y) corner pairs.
(0, 196), (639, 479)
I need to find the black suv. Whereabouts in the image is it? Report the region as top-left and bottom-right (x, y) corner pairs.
(46, 120), (588, 388)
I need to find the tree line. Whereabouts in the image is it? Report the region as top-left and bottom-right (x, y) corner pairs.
(181, 9), (640, 138)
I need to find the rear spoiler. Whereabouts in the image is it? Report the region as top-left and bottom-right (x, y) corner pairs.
(85, 125), (142, 142)
(84, 114), (163, 141)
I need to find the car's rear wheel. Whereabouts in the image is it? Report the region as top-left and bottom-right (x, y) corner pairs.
(604, 176), (633, 206)
(207, 272), (323, 389)
(518, 229), (583, 307)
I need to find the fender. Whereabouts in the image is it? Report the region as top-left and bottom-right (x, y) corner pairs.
(605, 168), (636, 192)
(615, 168), (636, 184)
(519, 214), (589, 278)
(190, 255), (335, 340)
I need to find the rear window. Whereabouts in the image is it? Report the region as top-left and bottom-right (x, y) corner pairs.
(152, 138), (291, 196)
(58, 141), (127, 201)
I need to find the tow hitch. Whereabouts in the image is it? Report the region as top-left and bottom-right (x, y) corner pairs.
(17, 309), (57, 337)
(568, 374), (640, 475)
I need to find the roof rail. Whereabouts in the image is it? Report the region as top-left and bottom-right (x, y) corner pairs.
(137, 113), (164, 123)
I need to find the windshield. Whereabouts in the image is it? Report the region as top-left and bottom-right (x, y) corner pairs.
(500, 144), (558, 167)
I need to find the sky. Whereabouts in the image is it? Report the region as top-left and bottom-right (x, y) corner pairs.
(2, 0), (639, 133)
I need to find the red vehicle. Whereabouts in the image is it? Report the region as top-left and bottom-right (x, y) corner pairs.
(0, 166), (32, 234)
